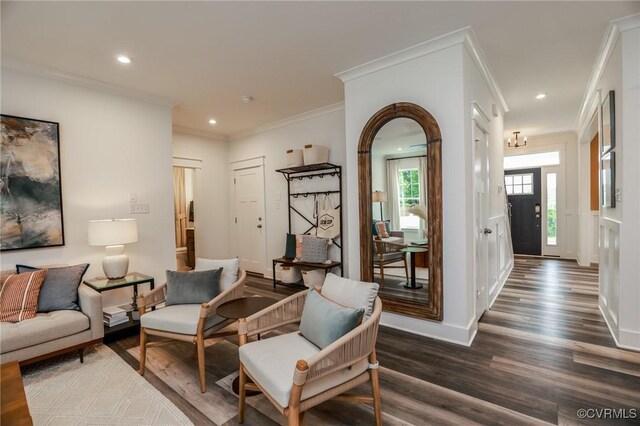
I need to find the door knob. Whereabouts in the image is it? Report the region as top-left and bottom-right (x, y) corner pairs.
(483, 228), (492, 234)
(257, 224), (262, 229)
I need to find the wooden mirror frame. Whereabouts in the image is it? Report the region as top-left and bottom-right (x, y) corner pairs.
(358, 102), (443, 320)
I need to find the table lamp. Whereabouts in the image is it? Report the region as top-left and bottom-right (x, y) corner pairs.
(372, 191), (387, 221)
(88, 218), (138, 279)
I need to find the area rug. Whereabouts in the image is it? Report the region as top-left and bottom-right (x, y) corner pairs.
(22, 344), (192, 425)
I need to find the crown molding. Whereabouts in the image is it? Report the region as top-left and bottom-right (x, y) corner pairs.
(575, 13), (640, 140)
(463, 29), (509, 114)
(2, 57), (177, 107)
(335, 27), (467, 83)
(335, 26), (508, 114)
(172, 125), (228, 141)
(229, 101), (344, 141)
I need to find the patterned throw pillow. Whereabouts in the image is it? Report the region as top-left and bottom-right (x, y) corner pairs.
(0, 270), (47, 323)
(295, 234), (304, 260)
(300, 235), (329, 263)
(375, 222), (389, 238)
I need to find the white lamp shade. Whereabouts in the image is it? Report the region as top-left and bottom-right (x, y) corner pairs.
(88, 219), (138, 246)
(372, 191), (388, 202)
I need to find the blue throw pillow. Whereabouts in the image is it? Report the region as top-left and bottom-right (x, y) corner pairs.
(299, 288), (364, 349)
(283, 233), (296, 259)
(16, 263), (89, 312)
(165, 268), (222, 306)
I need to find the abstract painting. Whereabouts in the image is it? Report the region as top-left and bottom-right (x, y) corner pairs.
(1, 115), (64, 250)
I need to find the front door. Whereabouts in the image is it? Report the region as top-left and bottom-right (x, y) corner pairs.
(505, 168), (542, 255)
(233, 166), (266, 274)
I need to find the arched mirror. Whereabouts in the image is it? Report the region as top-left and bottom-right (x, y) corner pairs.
(358, 103), (442, 320)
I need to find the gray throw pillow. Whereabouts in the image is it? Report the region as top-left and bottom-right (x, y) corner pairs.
(16, 263), (89, 312)
(299, 235), (328, 263)
(165, 268), (222, 306)
(299, 288), (364, 349)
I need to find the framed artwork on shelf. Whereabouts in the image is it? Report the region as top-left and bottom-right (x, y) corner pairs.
(1, 115), (65, 251)
(601, 150), (615, 208)
(600, 90), (615, 156)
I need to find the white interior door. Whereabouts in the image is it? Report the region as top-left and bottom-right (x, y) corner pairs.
(233, 165), (266, 274)
(473, 120), (489, 321)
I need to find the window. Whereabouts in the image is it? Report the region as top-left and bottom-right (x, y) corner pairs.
(504, 151), (560, 170)
(547, 173), (557, 246)
(505, 173), (533, 195)
(397, 168), (420, 229)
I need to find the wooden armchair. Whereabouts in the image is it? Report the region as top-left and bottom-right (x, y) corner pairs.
(237, 288), (383, 426)
(373, 232), (408, 284)
(137, 269), (246, 392)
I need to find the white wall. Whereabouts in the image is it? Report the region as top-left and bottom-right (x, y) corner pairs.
(228, 108), (347, 277)
(342, 41), (477, 345)
(504, 131), (580, 260)
(172, 131), (230, 259)
(1, 68), (176, 308)
(578, 15), (640, 351)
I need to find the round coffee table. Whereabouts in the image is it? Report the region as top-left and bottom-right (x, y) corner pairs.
(400, 246), (428, 289)
(217, 296), (277, 396)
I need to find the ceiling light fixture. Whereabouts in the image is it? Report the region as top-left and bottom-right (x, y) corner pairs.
(507, 131), (527, 148)
(397, 148), (403, 151)
(241, 95), (255, 103)
(536, 93), (546, 99)
(116, 55), (131, 64)
(208, 119), (217, 125)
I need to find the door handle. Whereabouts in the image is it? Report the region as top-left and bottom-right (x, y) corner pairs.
(483, 228), (492, 234)
(257, 224), (262, 229)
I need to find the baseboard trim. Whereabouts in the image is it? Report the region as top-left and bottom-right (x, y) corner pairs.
(489, 258), (513, 308)
(380, 312), (475, 347)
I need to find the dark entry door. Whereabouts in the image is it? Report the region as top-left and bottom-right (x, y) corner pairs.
(505, 168), (541, 255)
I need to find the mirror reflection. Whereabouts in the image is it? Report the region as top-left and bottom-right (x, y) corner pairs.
(371, 118), (429, 305)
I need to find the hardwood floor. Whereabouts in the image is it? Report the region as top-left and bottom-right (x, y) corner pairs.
(107, 258), (640, 425)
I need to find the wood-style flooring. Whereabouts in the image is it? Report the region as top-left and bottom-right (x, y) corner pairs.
(106, 257), (640, 425)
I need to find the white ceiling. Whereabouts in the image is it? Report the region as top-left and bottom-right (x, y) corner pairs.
(2, 2), (638, 139)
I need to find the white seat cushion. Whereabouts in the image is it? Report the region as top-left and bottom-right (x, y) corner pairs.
(321, 273), (379, 321)
(0, 310), (89, 353)
(379, 236), (403, 244)
(239, 332), (369, 408)
(195, 258), (239, 291)
(141, 304), (225, 335)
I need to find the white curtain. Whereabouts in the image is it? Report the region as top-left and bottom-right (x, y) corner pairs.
(386, 159), (401, 230)
(418, 156), (428, 239)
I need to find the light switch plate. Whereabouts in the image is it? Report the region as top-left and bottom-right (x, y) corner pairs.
(130, 203), (149, 214)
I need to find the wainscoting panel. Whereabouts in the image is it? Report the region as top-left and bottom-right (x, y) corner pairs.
(599, 218), (620, 334)
(591, 212), (600, 264)
(488, 214), (514, 307)
(564, 210), (578, 259)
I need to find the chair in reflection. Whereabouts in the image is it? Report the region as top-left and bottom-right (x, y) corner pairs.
(372, 230), (408, 285)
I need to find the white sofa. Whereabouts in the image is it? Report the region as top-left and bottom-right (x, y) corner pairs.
(0, 282), (104, 365)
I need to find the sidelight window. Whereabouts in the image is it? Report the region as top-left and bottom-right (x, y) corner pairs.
(547, 173), (557, 245)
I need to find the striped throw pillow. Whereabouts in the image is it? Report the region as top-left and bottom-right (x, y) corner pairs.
(0, 269), (47, 323)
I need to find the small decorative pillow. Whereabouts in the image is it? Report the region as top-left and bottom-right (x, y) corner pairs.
(283, 233), (297, 259)
(375, 222), (389, 238)
(194, 258), (239, 291)
(299, 235), (329, 263)
(321, 273), (379, 321)
(0, 270), (47, 323)
(17, 263), (89, 312)
(299, 288), (364, 349)
(165, 268), (222, 306)
(295, 235), (304, 260)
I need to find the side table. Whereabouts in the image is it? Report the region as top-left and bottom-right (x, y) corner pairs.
(400, 247), (428, 289)
(83, 272), (155, 342)
(217, 296), (278, 396)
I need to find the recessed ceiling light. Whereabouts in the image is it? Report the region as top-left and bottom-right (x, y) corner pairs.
(536, 93), (546, 99)
(397, 148), (403, 151)
(208, 119), (217, 125)
(241, 95), (255, 103)
(116, 55), (131, 64)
